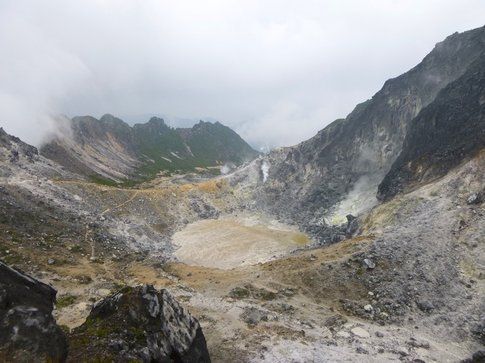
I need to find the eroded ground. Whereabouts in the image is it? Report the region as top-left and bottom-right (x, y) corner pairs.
(1, 156), (483, 362)
(45, 233), (475, 362)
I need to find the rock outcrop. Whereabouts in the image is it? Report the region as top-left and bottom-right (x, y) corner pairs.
(68, 285), (211, 363)
(0, 262), (211, 363)
(0, 261), (68, 362)
(378, 54), (485, 200)
(0, 127), (38, 164)
(40, 114), (141, 182)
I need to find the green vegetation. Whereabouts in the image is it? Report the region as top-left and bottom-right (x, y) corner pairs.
(70, 244), (84, 253)
(229, 286), (250, 299)
(56, 294), (77, 308)
(3, 252), (22, 265)
(59, 324), (71, 334)
(88, 175), (119, 187)
(132, 120), (258, 180)
(229, 284), (277, 301)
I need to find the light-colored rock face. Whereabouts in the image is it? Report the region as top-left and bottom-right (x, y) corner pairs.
(378, 55), (485, 200)
(40, 115), (142, 181)
(0, 127), (71, 180)
(46, 130), (141, 180)
(351, 327), (370, 338)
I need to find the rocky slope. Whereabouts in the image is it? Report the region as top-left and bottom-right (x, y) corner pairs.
(0, 26), (484, 363)
(244, 26), (485, 241)
(378, 53), (485, 200)
(41, 114), (258, 183)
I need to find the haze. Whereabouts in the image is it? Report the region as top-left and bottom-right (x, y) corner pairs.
(0, 0), (484, 148)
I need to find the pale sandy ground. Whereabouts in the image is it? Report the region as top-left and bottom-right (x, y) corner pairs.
(172, 213), (310, 269)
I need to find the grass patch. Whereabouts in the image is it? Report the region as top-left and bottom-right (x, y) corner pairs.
(70, 244), (84, 253)
(56, 294), (77, 308)
(88, 175), (119, 187)
(228, 286), (250, 299)
(228, 284), (277, 301)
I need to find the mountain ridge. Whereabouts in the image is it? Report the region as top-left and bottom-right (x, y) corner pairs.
(243, 25), (485, 241)
(40, 115), (259, 184)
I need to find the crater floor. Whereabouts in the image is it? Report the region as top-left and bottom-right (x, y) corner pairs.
(172, 213), (310, 269)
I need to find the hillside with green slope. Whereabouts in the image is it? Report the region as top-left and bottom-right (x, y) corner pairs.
(40, 115), (259, 183)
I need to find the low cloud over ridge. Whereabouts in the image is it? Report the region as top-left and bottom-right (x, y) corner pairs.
(1, 0), (484, 148)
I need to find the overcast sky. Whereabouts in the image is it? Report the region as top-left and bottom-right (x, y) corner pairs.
(0, 0), (484, 148)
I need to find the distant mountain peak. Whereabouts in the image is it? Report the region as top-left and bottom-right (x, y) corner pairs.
(40, 114), (258, 183)
(100, 113), (124, 123)
(147, 116), (166, 126)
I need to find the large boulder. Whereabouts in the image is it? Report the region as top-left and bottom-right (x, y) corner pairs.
(0, 261), (68, 362)
(68, 285), (211, 363)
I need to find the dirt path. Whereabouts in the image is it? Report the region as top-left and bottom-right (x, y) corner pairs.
(100, 190), (140, 216)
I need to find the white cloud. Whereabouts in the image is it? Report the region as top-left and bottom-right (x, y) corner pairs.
(0, 0), (484, 146)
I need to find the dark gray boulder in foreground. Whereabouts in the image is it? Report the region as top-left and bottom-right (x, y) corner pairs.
(0, 261), (68, 362)
(68, 284), (211, 363)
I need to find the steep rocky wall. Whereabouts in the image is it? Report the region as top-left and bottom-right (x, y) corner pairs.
(246, 26), (485, 242)
(41, 115), (143, 182)
(378, 54), (485, 200)
(0, 261), (68, 362)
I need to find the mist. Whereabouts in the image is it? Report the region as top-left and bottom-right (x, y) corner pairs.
(1, 0), (484, 148)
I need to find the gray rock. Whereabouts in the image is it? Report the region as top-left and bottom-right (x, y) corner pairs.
(471, 318), (485, 343)
(356, 346), (369, 354)
(336, 331), (351, 338)
(346, 214), (359, 236)
(467, 193), (482, 205)
(460, 350), (485, 363)
(0, 261), (68, 362)
(408, 338), (430, 349)
(417, 300), (435, 313)
(241, 307), (269, 326)
(363, 259), (376, 269)
(69, 285), (211, 362)
(324, 314), (347, 329)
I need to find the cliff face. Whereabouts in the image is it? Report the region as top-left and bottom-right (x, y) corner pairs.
(378, 55), (485, 200)
(0, 262), (68, 362)
(248, 26), (485, 239)
(41, 115), (258, 183)
(40, 115), (142, 182)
